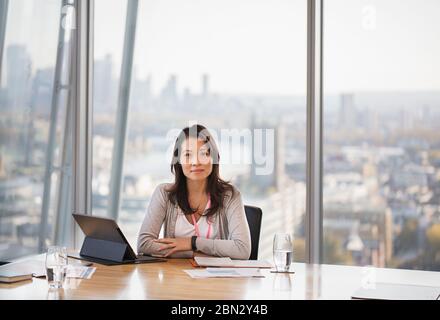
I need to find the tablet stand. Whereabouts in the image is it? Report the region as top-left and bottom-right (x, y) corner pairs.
(80, 236), (129, 263)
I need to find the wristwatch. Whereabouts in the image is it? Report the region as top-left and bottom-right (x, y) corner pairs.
(191, 236), (198, 251)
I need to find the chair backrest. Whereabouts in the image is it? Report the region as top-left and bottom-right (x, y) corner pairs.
(244, 205), (263, 260)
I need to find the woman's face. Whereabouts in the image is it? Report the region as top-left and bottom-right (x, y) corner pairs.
(179, 137), (213, 182)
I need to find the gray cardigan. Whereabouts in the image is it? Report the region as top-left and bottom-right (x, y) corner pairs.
(137, 183), (251, 260)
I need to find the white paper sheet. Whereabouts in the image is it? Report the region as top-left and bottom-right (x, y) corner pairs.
(229, 260), (272, 268)
(194, 257), (233, 267)
(184, 268), (264, 279)
(194, 257), (272, 268)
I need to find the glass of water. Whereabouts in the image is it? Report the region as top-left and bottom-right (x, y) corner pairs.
(273, 233), (293, 272)
(45, 246), (68, 289)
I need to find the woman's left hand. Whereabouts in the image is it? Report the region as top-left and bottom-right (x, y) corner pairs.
(154, 237), (192, 257)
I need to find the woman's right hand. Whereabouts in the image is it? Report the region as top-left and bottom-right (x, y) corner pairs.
(154, 237), (192, 257)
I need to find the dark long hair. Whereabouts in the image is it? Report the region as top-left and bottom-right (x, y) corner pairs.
(166, 124), (234, 217)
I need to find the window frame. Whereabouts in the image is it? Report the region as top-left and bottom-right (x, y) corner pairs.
(73, 0), (325, 264)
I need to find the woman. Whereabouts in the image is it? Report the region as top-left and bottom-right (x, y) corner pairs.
(137, 124), (251, 259)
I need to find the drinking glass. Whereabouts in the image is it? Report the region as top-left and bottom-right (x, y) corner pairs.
(273, 233), (293, 272)
(45, 246), (68, 289)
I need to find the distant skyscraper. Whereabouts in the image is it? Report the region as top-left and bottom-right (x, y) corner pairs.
(183, 86), (193, 108)
(146, 74), (152, 101)
(6, 45), (32, 109)
(160, 74), (178, 107)
(338, 93), (357, 129)
(25, 68), (54, 166)
(202, 74), (209, 98)
(131, 71), (152, 111)
(94, 54), (113, 112)
(421, 105), (431, 128)
(399, 106), (414, 131)
(32, 67), (55, 110)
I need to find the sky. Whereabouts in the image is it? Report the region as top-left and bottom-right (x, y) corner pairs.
(2, 0), (440, 95)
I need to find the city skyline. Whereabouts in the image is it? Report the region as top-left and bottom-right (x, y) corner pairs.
(2, 43), (440, 116)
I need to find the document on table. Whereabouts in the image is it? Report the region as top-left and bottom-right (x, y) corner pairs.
(194, 257), (233, 267)
(231, 260), (272, 268)
(67, 266), (96, 279)
(194, 257), (272, 268)
(184, 268), (265, 279)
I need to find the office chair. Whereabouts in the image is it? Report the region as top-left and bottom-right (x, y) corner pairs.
(244, 205), (263, 260)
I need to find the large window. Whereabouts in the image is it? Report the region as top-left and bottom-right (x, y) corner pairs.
(323, 0), (440, 270)
(2, 0), (438, 271)
(0, 0), (74, 261)
(92, 0), (308, 261)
